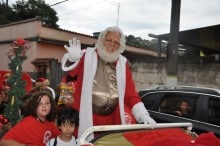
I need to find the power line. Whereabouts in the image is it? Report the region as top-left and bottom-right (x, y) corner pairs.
(49, 0), (69, 6)
(57, 0), (107, 16)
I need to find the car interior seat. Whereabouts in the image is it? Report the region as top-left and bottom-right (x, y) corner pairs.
(159, 96), (179, 112)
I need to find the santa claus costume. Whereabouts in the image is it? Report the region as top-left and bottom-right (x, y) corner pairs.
(61, 27), (156, 141)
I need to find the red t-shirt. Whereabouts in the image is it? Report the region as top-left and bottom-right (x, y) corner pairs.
(3, 115), (60, 146)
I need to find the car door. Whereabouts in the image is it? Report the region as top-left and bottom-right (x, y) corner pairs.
(198, 95), (220, 137)
(141, 91), (203, 134)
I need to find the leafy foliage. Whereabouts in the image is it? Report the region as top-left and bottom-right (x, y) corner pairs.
(125, 34), (168, 54)
(0, 0), (58, 27)
(0, 3), (17, 25)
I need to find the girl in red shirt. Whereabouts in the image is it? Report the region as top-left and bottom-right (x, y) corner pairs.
(0, 91), (60, 146)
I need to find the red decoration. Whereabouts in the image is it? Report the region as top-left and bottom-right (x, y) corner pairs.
(122, 128), (220, 146)
(15, 38), (26, 46)
(123, 128), (193, 146)
(0, 114), (9, 129)
(7, 38), (31, 59)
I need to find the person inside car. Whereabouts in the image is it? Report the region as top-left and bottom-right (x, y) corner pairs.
(173, 99), (194, 119)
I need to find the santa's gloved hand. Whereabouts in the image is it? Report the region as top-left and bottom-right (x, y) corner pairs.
(64, 38), (83, 62)
(141, 115), (157, 128)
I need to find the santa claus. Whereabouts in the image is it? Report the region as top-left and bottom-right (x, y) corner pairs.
(61, 26), (156, 141)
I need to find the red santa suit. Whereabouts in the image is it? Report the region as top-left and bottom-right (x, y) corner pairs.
(63, 48), (149, 141)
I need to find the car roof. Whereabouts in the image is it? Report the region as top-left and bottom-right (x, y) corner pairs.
(139, 85), (220, 96)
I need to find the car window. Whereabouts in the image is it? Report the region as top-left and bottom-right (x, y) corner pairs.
(159, 93), (198, 119)
(141, 93), (163, 110)
(208, 98), (220, 126)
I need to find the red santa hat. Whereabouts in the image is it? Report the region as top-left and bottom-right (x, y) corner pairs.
(35, 78), (49, 87)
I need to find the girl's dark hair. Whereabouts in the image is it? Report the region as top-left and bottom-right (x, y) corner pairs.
(57, 106), (79, 126)
(22, 91), (57, 121)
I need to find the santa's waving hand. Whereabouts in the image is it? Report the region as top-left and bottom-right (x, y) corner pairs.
(61, 38), (85, 71)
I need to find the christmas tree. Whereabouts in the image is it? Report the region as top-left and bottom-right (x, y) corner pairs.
(3, 38), (30, 126)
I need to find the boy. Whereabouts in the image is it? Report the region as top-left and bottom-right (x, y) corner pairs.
(174, 100), (194, 119)
(47, 106), (79, 146)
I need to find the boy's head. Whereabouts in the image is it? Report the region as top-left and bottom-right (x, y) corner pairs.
(180, 100), (190, 113)
(57, 106), (79, 126)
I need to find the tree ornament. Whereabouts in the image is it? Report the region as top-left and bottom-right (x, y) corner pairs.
(11, 96), (15, 106)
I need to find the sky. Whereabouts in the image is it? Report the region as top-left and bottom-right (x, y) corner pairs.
(9, 0), (220, 40)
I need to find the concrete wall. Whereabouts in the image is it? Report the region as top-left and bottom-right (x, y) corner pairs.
(130, 61), (220, 91)
(177, 63), (220, 89)
(131, 62), (167, 90)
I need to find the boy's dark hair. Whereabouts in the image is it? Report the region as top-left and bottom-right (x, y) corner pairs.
(181, 99), (190, 106)
(57, 106), (79, 126)
(22, 91), (57, 121)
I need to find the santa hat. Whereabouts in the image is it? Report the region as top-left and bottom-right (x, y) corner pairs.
(35, 78), (49, 87)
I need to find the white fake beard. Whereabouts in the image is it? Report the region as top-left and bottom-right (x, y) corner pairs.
(97, 46), (122, 63)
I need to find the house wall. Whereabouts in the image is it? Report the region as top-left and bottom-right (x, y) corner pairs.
(0, 20), (40, 41)
(0, 19), (97, 72)
(35, 43), (65, 62)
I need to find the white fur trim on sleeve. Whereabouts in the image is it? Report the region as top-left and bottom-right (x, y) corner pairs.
(61, 53), (80, 71)
(132, 102), (149, 123)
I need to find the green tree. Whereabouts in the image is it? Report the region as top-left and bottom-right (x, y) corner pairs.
(0, 0), (59, 27)
(126, 35), (151, 49)
(0, 3), (17, 25)
(4, 38), (31, 126)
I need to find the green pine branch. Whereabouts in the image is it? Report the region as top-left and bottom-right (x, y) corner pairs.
(4, 41), (29, 126)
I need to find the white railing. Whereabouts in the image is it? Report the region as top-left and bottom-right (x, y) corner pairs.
(79, 122), (193, 145)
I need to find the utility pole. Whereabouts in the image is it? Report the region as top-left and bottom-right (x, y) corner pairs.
(6, 0), (8, 7)
(166, 0), (181, 85)
(116, 2), (120, 27)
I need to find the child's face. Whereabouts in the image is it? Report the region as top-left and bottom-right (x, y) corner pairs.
(180, 101), (189, 112)
(59, 121), (75, 137)
(36, 95), (51, 120)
